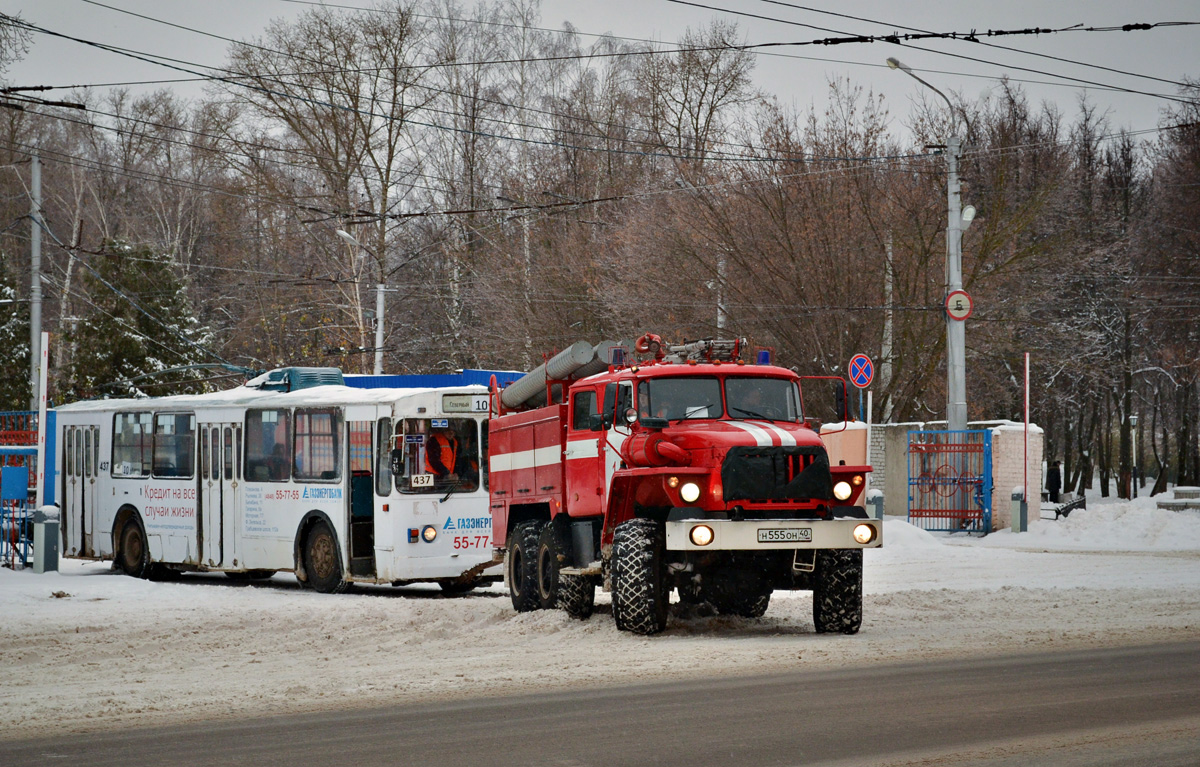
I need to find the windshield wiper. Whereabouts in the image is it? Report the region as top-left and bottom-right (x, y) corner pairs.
(440, 478), (464, 503)
(730, 407), (777, 422)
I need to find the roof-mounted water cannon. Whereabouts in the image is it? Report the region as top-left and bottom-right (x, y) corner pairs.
(661, 338), (746, 364)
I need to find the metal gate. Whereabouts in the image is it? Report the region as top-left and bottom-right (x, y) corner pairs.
(907, 430), (992, 533)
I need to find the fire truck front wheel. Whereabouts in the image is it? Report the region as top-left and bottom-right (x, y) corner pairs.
(612, 519), (670, 635)
(507, 520), (544, 612)
(813, 549), (863, 635)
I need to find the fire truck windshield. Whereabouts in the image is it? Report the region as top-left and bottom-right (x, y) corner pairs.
(725, 377), (802, 423)
(637, 377), (722, 422)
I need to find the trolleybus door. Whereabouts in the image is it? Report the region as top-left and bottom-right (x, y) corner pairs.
(62, 425), (86, 556)
(82, 424), (99, 556)
(199, 422), (242, 568)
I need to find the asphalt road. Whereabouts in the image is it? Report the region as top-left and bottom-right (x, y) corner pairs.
(9, 641), (1200, 766)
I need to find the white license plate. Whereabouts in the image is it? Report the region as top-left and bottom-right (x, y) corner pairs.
(757, 527), (812, 543)
(411, 473), (434, 488)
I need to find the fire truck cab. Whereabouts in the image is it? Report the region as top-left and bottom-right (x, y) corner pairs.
(488, 335), (881, 635)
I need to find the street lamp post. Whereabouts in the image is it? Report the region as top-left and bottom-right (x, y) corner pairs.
(335, 229), (385, 375)
(887, 57), (970, 433)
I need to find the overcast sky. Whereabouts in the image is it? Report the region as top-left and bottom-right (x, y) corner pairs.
(3, 0), (1197, 142)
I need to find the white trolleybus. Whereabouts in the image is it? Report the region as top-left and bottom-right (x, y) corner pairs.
(54, 367), (500, 593)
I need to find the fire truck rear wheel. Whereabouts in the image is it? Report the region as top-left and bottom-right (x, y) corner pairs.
(304, 520), (349, 594)
(535, 524), (562, 610)
(559, 574), (596, 620)
(813, 549), (863, 634)
(507, 520), (544, 612)
(612, 518), (669, 635)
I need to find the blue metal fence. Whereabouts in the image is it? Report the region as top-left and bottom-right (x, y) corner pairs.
(907, 429), (993, 533)
(0, 410), (56, 567)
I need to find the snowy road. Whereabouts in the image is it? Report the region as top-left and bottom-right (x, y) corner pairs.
(2, 495), (1199, 742)
(5, 642), (1200, 766)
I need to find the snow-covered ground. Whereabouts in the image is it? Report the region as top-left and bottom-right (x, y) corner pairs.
(3, 493), (1198, 739)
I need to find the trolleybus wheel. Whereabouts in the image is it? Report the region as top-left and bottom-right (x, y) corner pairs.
(118, 518), (150, 579)
(438, 578), (478, 595)
(304, 521), (348, 594)
(507, 520), (543, 612)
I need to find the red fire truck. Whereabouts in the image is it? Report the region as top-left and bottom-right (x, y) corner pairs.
(487, 335), (881, 635)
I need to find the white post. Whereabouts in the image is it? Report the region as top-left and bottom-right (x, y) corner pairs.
(866, 389), (874, 496)
(35, 331), (49, 509)
(1024, 351), (1030, 504)
(374, 282), (385, 375)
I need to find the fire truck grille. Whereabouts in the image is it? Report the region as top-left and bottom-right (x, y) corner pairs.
(721, 445), (834, 503)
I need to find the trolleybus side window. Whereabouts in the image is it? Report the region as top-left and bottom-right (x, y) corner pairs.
(294, 408), (342, 482)
(65, 428), (73, 477)
(201, 428), (210, 479)
(375, 418), (392, 496)
(112, 412), (152, 477)
(84, 428), (92, 477)
(75, 427), (82, 477)
(223, 427), (234, 480)
(394, 418), (480, 494)
(153, 413), (196, 478)
(245, 409), (291, 482)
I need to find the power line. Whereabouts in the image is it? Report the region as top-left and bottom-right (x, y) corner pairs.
(665, 0), (1196, 106)
(754, 0), (1197, 90)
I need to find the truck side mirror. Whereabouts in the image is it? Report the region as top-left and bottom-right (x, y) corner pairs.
(834, 383), (847, 422)
(589, 413), (612, 431)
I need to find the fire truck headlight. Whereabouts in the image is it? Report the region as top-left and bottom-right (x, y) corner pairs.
(833, 481), (853, 501)
(853, 524), (877, 545)
(689, 524), (714, 546)
(680, 482), (701, 503)
(421, 525), (438, 543)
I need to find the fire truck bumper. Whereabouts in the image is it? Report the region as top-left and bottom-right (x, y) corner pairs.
(665, 517), (883, 551)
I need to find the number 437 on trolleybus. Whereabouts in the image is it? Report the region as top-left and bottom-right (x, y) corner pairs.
(53, 367), (503, 593)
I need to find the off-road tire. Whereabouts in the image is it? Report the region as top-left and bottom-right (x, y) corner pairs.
(612, 518), (669, 635)
(813, 548), (863, 634)
(304, 521), (349, 594)
(536, 523), (562, 610)
(559, 574), (596, 620)
(118, 518), (151, 579)
(507, 520), (544, 612)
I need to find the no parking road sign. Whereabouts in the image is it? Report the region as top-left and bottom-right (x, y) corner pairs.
(849, 354), (874, 389)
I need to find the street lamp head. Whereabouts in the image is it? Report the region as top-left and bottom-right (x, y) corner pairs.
(886, 57), (902, 71)
(335, 229), (360, 249)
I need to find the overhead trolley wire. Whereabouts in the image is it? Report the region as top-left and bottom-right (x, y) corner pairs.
(665, 0), (1196, 106)
(753, 0), (1198, 90)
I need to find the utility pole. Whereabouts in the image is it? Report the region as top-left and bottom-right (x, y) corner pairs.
(880, 232), (894, 423)
(29, 151), (42, 411)
(945, 135), (967, 433)
(887, 57), (970, 434)
(374, 282), (385, 375)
